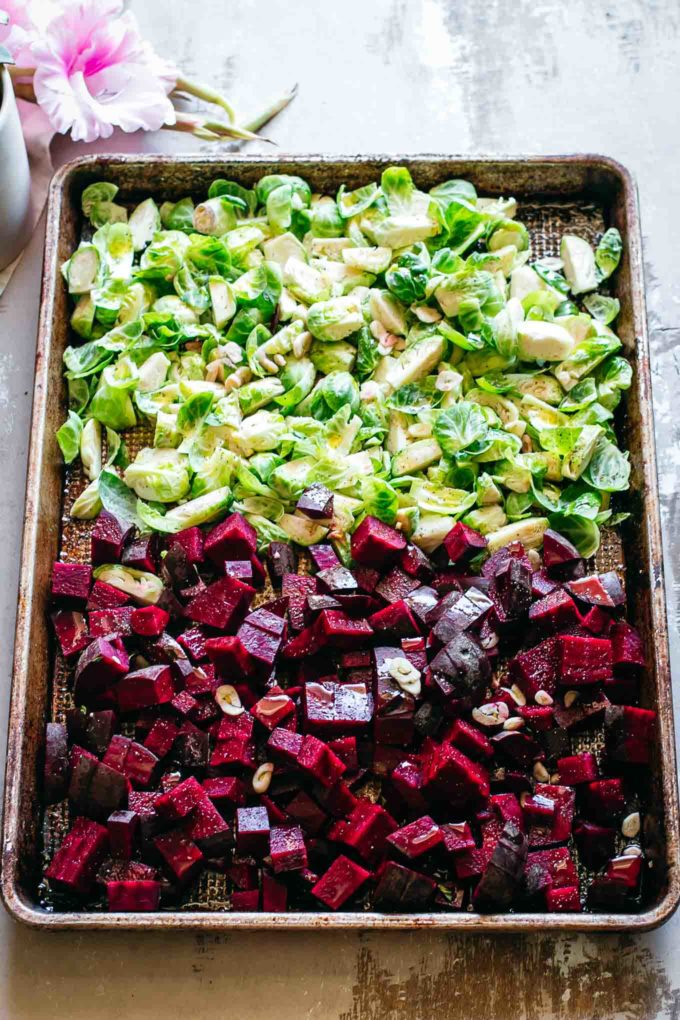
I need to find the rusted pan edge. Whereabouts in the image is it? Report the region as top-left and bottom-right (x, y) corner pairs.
(2, 153), (678, 932)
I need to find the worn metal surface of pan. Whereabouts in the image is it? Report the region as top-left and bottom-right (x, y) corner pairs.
(2, 154), (678, 931)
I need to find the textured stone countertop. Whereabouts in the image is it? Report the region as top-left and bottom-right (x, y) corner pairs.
(0, 1), (679, 1016)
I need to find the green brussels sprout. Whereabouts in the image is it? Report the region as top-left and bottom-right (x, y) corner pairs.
(307, 295), (364, 341)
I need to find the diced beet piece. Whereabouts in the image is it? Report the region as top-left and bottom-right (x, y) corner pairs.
(488, 556), (532, 623)
(237, 621), (282, 672)
(122, 533), (159, 573)
(231, 889), (260, 911)
(312, 609), (372, 649)
(353, 566), (380, 595)
(375, 567), (420, 605)
(527, 784), (575, 847)
(404, 586), (439, 628)
(117, 665), (174, 713)
(542, 529), (581, 570)
(88, 606), (135, 639)
(374, 860), (436, 910)
(482, 542), (532, 579)
(584, 778), (626, 821)
(107, 879), (161, 912)
(171, 689), (198, 718)
(45, 817), (109, 895)
(282, 574), (318, 631)
(545, 885), (582, 911)
(104, 736), (158, 789)
(170, 526), (205, 565)
(587, 875), (630, 910)
(329, 801), (397, 866)
(386, 815), (443, 859)
(74, 635), (129, 708)
(130, 605), (169, 637)
(156, 776), (205, 822)
(184, 797), (232, 856)
(573, 820), (617, 870)
(611, 621), (645, 674)
(390, 760), (428, 814)
(305, 594), (341, 622)
(86, 579), (130, 610)
(143, 717), (179, 759)
(204, 634), (252, 678)
(444, 521), (487, 564)
(262, 872), (288, 912)
(473, 821), (527, 911)
(491, 730), (542, 769)
(399, 543), (434, 581)
(351, 515), (406, 568)
(285, 791), (328, 835)
(51, 609), (90, 658)
(521, 793), (556, 825)
(441, 821), (476, 855)
(445, 718), (493, 760)
(270, 824), (308, 873)
(430, 589), (493, 644)
(251, 691), (296, 731)
(91, 510), (134, 564)
(423, 743), (490, 808)
(280, 624), (324, 659)
(605, 704), (656, 765)
(309, 544), (340, 573)
(327, 736), (358, 770)
(531, 570), (561, 599)
(554, 632), (615, 689)
(552, 691), (610, 731)
(101, 733), (129, 772)
(580, 605), (613, 635)
(567, 571), (625, 608)
(154, 829), (204, 883)
(528, 589), (579, 633)
(223, 560), (255, 586)
(297, 483), (334, 520)
(518, 705), (554, 731)
(236, 806), (270, 856)
(524, 846), (578, 900)
(44, 722), (69, 804)
(51, 561), (92, 603)
(298, 734), (346, 788)
(203, 776), (247, 811)
(605, 853), (642, 890)
(303, 680), (373, 735)
(508, 639), (558, 700)
(83, 760), (127, 820)
(107, 810), (139, 860)
(184, 574), (255, 631)
(312, 855), (371, 910)
(317, 564), (358, 596)
(266, 541), (297, 587)
(205, 512), (257, 565)
(267, 727), (304, 765)
(556, 752), (599, 785)
(428, 632), (492, 709)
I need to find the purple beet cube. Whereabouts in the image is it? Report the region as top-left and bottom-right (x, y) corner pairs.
(144, 717), (180, 759)
(267, 727), (304, 765)
(236, 806), (270, 856)
(122, 533), (159, 573)
(51, 609), (90, 658)
(251, 690), (296, 731)
(444, 521), (487, 563)
(556, 752), (599, 785)
(183, 798), (232, 856)
(328, 801), (397, 865)
(369, 600), (420, 637)
(296, 483), (334, 520)
(117, 665), (174, 714)
(51, 561), (92, 603)
(184, 574), (255, 631)
(202, 776), (247, 811)
(351, 515), (406, 569)
(611, 621), (645, 674)
(237, 622), (282, 671)
(314, 609), (373, 648)
(73, 635), (129, 708)
(282, 573), (318, 630)
(266, 541), (297, 587)
(106, 879), (161, 912)
(303, 680), (373, 735)
(528, 588), (580, 632)
(390, 760), (428, 814)
(205, 512), (257, 565)
(317, 565), (358, 595)
(374, 567), (420, 604)
(309, 543), (341, 572)
(156, 776), (206, 822)
(543, 528), (581, 570)
(311, 854), (371, 910)
(422, 743), (490, 808)
(508, 638), (558, 700)
(44, 722), (69, 804)
(374, 860), (437, 910)
(232, 889), (260, 911)
(386, 816), (443, 859)
(86, 579), (130, 610)
(261, 872), (288, 912)
(107, 810), (139, 860)
(45, 817), (109, 895)
(399, 543), (434, 581)
(91, 510), (134, 564)
(154, 829), (204, 883)
(605, 704), (656, 764)
(298, 734), (347, 788)
(87, 606), (135, 639)
(171, 526), (205, 564)
(285, 791), (328, 835)
(441, 821), (476, 854)
(224, 560), (255, 585)
(269, 824), (308, 873)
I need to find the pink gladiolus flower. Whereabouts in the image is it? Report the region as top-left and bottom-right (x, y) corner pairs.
(31, 0), (177, 143)
(0, 0), (55, 65)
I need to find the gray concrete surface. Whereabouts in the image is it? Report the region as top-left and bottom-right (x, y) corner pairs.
(0, 0), (679, 1016)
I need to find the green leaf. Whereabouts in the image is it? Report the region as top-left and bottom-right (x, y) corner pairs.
(360, 477), (399, 525)
(595, 228), (623, 280)
(549, 512), (600, 558)
(56, 411), (83, 464)
(386, 380), (439, 415)
(337, 182), (379, 219)
(583, 293), (620, 325)
(583, 439), (631, 492)
(434, 402), (488, 456)
(98, 468), (139, 525)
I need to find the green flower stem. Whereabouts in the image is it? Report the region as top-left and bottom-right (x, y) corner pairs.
(243, 84), (298, 133)
(172, 75), (236, 123)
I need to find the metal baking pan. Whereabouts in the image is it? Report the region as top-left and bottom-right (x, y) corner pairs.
(2, 154), (678, 931)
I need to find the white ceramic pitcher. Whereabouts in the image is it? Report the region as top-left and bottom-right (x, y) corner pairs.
(0, 65), (31, 271)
